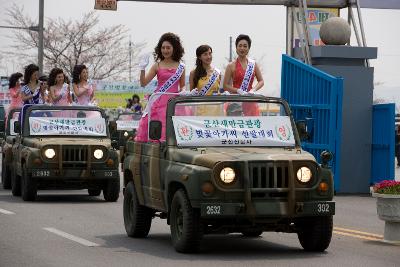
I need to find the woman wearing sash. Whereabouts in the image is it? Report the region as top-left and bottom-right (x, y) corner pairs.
(21, 64), (41, 105)
(189, 45), (222, 116)
(135, 32), (186, 142)
(48, 68), (71, 106)
(223, 34), (264, 116)
(72, 65), (95, 106)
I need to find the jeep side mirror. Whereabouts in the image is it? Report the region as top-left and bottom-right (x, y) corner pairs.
(14, 121), (21, 134)
(296, 121), (308, 141)
(149, 120), (162, 140)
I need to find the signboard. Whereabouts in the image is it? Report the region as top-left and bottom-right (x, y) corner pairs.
(172, 116), (295, 147)
(116, 120), (139, 130)
(29, 117), (107, 136)
(94, 0), (117, 10)
(293, 8), (339, 47)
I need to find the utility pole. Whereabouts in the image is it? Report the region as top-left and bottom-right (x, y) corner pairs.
(129, 35), (132, 82)
(38, 0), (44, 74)
(229, 36), (233, 62)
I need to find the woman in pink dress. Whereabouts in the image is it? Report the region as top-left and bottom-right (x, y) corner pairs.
(48, 68), (71, 106)
(7, 72), (23, 112)
(72, 65), (94, 105)
(135, 32), (186, 142)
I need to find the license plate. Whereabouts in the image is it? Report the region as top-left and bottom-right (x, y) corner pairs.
(205, 205), (222, 215)
(316, 202), (331, 214)
(32, 170), (51, 177)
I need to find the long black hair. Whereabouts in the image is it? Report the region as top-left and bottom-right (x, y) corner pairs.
(8, 72), (23, 88)
(193, 45), (212, 88)
(23, 64), (39, 85)
(48, 68), (65, 87)
(153, 32), (184, 62)
(72, 64), (87, 84)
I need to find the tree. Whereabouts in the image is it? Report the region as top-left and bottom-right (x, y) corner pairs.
(3, 4), (146, 80)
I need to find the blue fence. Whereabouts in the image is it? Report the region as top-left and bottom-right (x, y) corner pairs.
(371, 103), (395, 184)
(281, 54), (343, 191)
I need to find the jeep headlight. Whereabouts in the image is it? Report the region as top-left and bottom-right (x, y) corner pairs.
(296, 167), (312, 183)
(220, 167), (236, 184)
(123, 131), (129, 137)
(93, 149), (104, 159)
(44, 148), (56, 159)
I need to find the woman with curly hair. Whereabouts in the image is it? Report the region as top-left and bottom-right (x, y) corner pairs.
(72, 65), (95, 105)
(135, 32), (186, 142)
(21, 64), (41, 104)
(7, 72), (23, 112)
(48, 68), (71, 106)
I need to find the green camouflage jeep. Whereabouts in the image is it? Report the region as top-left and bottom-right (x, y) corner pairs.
(122, 95), (335, 253)
(11, 105), (120, 201)
(1, 108), (20, 190)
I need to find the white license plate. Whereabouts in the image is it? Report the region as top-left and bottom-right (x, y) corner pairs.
(206, 205), (221, 215)
(316, 203), (331, 213)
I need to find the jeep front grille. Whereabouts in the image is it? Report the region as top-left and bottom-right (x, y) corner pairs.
(249, 162), (289, 189)
(62, 146), (88, 162)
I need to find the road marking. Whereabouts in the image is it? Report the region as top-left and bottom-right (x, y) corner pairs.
(333, 226), (383, 241)
(0, 208), (15, 215)
(43, 227), (99, 247)
(334, 226), (383, 238)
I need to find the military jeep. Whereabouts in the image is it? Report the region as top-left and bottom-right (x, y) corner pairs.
(11, 105), (120, 201)
(1, 108), (21, 190)
(109, 112), (141, 150)
(122, 95), (335, 253)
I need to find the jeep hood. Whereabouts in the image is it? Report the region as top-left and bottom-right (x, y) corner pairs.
(169, 147), (316, 169)
(23, 137), (111, 149)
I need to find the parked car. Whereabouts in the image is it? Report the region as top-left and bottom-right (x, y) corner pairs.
(122, 94), (335, 253)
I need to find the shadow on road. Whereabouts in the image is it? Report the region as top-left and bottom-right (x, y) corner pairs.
(96, 233), (328, 260)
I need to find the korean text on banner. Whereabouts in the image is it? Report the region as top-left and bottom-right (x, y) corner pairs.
(172, 116), (295, 147)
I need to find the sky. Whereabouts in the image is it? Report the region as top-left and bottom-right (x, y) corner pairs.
(0, 0), (399, 97)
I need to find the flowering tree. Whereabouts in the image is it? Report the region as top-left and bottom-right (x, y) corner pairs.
(3, 4), (145, 80)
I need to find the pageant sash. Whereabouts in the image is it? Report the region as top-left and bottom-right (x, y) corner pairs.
(239, 59), (255, 92)
(143, 62), (185, 117)
(198, 68), (220, 96)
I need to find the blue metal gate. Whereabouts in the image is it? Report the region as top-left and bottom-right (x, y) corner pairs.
(281, 54), (343, 191)
(371, 103), (395, 184)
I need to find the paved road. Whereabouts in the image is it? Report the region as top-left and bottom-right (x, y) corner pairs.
(1, 176), (399, 267)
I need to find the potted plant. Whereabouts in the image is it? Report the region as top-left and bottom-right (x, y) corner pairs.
(372, 180), (400, 244)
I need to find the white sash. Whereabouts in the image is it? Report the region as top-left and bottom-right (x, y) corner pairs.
(239, 59), (255, 92)
(143, 62), (185, 117)
(198, 68), (220, 96)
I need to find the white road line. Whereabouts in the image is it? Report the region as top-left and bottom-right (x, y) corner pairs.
(43, 227), (99, 247)
(0, 208), (15, 215)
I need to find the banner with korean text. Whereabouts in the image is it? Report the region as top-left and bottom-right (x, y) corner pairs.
(116, 120), (139, 130)
(29, 117), (107, 136)
(172, 116), (295, 147)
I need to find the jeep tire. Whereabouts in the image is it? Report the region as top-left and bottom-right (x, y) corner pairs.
(11, 169), (21, 196)
(2, 160), (11, 189)
(103, 178), (120, 202)
(170, 189), (203, 253)
(297, 215), (333, 252)
(21, 167), (37, 201)
(88, 189), (101, 196)
(123, 182), (153, 237)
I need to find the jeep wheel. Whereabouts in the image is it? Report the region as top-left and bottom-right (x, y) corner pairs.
(241, 229), (263, 237)
(11, 169), (21, 196)
(21, 167), (37, 201)
(103, 179), (120, 202)
(123, 182), (153, 237)
(88, 189), (101, 196)
(170, 189), (203, 253)
(297, 216), (333, 252)
(2, 160), (11, 189)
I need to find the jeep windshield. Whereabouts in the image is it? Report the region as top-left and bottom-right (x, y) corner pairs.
(28, 109), (107, 137)
(172, 100), (295, 147)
